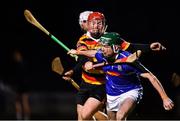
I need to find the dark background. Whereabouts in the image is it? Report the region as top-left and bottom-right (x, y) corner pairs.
(0, 0), (179, 120)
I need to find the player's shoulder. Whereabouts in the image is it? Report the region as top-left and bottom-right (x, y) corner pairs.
(78, 34), (89, 42)
(76, 34), (89, 47)
(118, 50), (131, 58)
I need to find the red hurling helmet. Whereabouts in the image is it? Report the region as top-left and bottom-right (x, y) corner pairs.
(88, 12), (105, 21)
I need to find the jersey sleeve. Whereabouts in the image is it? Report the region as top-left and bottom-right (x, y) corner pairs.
(95, 49), (107, 63)
(119, 37), (151, 53)
(76, 34), (88, 51)
(119, 37), (131, 51)
(132, 61), (149, 75)
(73, 55), (89, 74)
(126, 43), (151, 53)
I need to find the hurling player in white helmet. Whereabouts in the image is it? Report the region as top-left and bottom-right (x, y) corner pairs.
(79, 11), (93, 33)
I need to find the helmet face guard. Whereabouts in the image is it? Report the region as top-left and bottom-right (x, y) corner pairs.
(88, 19), (105, 38)
(111, 45), (119, 53)
(87, 12), (106, 38)
(100, 32), (121, 53)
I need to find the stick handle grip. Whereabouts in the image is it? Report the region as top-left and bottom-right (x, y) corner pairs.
(92, 62), (105, 68)
(50, 34), (70, 51)
(50, 34), (78, 61)
(69, 79), (80, 90)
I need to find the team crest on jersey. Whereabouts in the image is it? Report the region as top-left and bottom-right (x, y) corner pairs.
(117, 65), (122, 71)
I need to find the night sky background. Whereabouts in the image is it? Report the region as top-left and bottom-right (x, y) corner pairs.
(0, 0), (180, 120)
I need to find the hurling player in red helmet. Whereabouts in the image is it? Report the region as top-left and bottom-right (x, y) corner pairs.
(87, 12), (107, 39)
(64, 12), (109, 120)
(63, 11), (108, 121)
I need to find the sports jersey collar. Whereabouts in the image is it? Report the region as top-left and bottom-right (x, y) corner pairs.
(86, 32), (100, 42)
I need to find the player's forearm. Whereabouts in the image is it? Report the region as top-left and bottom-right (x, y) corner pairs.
(73, 55), (89, 74)
(141, 72), (169, 100)
(77, 50), (97, 58)
(127, 43), (151, 53)
(147, 73), (169, 100)
(93, 62), (107, 68)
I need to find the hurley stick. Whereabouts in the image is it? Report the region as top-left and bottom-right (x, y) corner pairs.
(25, 10), (108, 120)
(91, 50), (142, 69)
(24, 9), (78, 60)
(51, 57), (80, 90)
(51, 57), (108, 120)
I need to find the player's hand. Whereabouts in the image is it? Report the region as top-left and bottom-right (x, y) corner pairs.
(150, 42), (166, 51)
(62, 70), (73, 81)
(67, 49), (78, 55)
(62, 76), (72, 81)
(64, 69), (73, 76)
(163, 98), (174, 111)
(84, 61), (94, 71)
